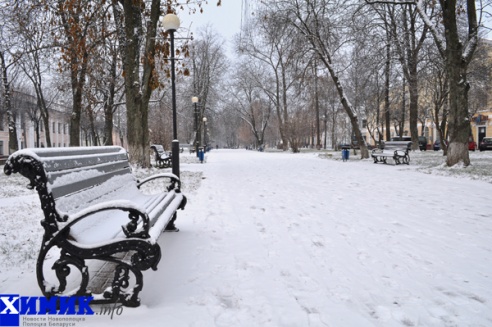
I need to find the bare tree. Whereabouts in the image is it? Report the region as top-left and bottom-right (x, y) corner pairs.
(386, 3), (432, 150)
(467, 40), (492, 118)
(112, 0), (159, 165)
(422, 0), (479, 166)
(0, 3), (22, 154)
(238, 9), (308, 152)
(16, 91), (43, 147)
(322, 76), (344, 149)
(85, 15), (125, 146)
(367, 0), (483, 166)
(274, 0), (370, 158)
(214, 99), (243, 148)
(420, 48), (449, 153)
(84, 36), (125, 146)
(43, 0), (111, 147)
(14, 3), (56, 148)
(148, 95), (173, 149)
(112, 0), (221, 166)
(228, 59), (272, 148)
(382, 7), (394, 142)
(188, 26), (227, 149)
(0, 52), (20, 154)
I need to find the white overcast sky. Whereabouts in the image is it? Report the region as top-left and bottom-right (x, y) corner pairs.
(177, 1), (245, 56)
(176, 1), (492, 56)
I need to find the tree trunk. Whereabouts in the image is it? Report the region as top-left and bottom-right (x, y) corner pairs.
(281, 67), (290, 151)
(442, 0), (471, 166)
(1, 52), (19, 154)
(40, 109), (51, 147)
(400, 77), (405, 137)
(104, 106), (114, 146)
(104, 50), (118, 146)
(271, 70), (288, 151)
(384, 37), (391, 141)
(120, 0), (159, 167)
(445, 54), (470, 166)
(392, 5), (427, 152)
(66, 41), (88, 147)
(408, 73), (420, 151)
(122, 0), (146, 165)
(286, 0), (369, 158)
(69, 81), (83, 146)
(86, 105), (98, 146)
(331, 115), (336, 149)
(314, 62), (321, 149)
(323, 57), (369, 158)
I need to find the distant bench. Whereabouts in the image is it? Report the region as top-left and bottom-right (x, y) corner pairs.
(4, 146), (187, 307)
(151, 144), (172, 168)
(371, 141), (411, 165)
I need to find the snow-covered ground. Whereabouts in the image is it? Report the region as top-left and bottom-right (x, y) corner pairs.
(1, 149), (492, 327)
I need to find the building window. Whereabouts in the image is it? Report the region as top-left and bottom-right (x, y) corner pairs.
(52, 122), (55, 132)
(0, 114), (4, 131)
(58, 123), (61, 134)
(63, 124), (66, 134)
(0, 141), (3, 155)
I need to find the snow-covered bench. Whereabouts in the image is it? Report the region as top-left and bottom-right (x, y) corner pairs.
(150, 144), (172, 168)
(371, 141), (411, 165)
(3, 146), (187, 307)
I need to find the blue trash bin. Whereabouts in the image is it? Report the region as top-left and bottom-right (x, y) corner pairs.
(342, 148), (349, 161)
(198, 148), (204, 163)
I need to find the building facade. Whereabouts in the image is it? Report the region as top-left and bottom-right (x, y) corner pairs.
(0, 91), (126, 156)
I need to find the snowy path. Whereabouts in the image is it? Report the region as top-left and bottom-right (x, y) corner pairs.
(2, 149), (492, 326)
(140, 150), (492, 327)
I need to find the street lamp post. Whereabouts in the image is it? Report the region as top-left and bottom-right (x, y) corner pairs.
(192, 96), (200, 157)
(203, 116), (207, 151)
(161, 13), (180, 178)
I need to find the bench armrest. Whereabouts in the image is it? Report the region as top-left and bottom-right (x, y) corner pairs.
(137, 173), (181, 190)
(393, 149), (409, 155)
(157, 152), (171, 159)
(59, 200), (151, 239)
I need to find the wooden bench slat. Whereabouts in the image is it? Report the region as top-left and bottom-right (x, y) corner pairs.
(43, 153), (129, 172)
(148, 195), (185, 240)
(67, 191), (180, 244)
(50, 167), (132, 199)
(48, 160), (130, 183)
(147, 193), (176, 226)
(33, 146), (123, 158)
